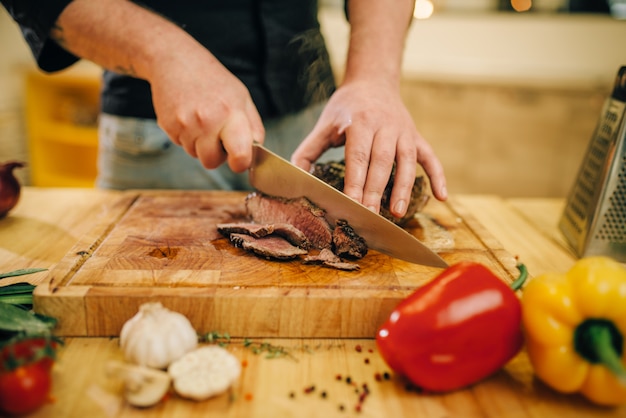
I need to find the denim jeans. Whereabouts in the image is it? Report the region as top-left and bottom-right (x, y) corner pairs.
(96, 102), (344, 190)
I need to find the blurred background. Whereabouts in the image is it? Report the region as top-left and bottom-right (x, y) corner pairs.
(1, 0), (625, 197)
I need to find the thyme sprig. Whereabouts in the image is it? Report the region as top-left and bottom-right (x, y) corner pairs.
(243, 339), (297, 361)
(202, 331), (232, 347)
(200, 331), (297, 361)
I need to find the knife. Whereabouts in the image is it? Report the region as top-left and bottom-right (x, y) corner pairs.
(248, 143), (448, 268)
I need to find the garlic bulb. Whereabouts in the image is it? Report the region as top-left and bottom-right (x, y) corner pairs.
(120, 302), (198, 369)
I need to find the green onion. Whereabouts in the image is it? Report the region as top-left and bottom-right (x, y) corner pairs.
(0, 268), (53, 342)
(0, 268), (47, 279)
(0, 268), (47, 307)
(0, 282), (36, 307)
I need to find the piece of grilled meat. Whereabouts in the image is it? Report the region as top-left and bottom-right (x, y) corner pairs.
(311, 160), (429, 226)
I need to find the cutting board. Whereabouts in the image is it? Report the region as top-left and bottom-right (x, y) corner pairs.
(34, 190), (520, 338)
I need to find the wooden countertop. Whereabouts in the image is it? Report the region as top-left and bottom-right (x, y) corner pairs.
(1, 187), (623, 418)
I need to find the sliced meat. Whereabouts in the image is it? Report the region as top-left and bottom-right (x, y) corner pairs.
(245, 192), (332, 250)
(229, 233), (307, 260)
(312, 160), (429, 226)
(310, 161), (345, 190)
(303, 248), (340, 264)
(379, 176), (429, 226)
(217, 222), (309, 248)
(332, 219), (368, 259)
(271, 223), (310, 248)
(303, 249), (360, 271)
(218, 223), (274, 238)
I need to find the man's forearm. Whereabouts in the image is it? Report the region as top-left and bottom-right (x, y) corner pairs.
(343, 0), (415, 87)
(51, 0), (212, 80)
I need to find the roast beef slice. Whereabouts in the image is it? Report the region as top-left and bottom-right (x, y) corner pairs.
(303, 249), (360, 271)
(332, 219), (368, 259)
(229, 233), (307, 260)
(217, 222), (309, 248)
(245, 192), (333, 250)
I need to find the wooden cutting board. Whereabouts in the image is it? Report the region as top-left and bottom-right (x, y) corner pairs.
(34, 190), (520, 338)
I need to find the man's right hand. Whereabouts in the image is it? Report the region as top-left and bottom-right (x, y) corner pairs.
(148, 44), (265, 173)
(53, 0), (265, 173)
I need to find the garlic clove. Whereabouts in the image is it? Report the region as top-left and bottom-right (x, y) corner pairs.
(106, 361), (171, 408)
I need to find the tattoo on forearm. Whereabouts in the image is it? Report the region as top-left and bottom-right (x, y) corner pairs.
(50, 22), (138, 77)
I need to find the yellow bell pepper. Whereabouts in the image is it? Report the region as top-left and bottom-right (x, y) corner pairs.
(521, 256), (626, 406)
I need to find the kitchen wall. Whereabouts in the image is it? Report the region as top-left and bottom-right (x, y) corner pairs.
(321, 8), (623, 197)
(1, 6), (624, 197)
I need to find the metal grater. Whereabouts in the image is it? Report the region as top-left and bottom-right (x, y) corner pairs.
(559, 66), (626, 262)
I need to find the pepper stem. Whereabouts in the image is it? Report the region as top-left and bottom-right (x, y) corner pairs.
(586, 323), (626, 385)
(575, 319), (626, 386)
(509, 264), (528, 291)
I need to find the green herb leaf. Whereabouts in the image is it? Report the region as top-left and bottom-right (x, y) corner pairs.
(0, 282), (37, 309)
(0, 294), (33, 306)
(0, 268), (47, 280)
(0, 282), (35, 305)
(0, 303), (56, 336)
(0, 282), (36, 295)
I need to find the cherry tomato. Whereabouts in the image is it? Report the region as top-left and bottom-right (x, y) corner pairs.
(0, 337), (57, 415)
(0, 337), (57, 372)
(0, 361), (52, 415)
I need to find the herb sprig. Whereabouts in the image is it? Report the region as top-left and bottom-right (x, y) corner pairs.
(0, 268), (47, 308)
(0, 268), (56, 345)
(200, 331), (297, 361)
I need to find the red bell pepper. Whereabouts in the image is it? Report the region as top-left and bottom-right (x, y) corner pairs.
(376, 261), (526, 392)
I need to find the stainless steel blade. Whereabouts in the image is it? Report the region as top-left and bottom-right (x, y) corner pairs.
(248, 143), (448, 268)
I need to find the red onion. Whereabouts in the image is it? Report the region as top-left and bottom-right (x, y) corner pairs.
(0, 161), (25, 218)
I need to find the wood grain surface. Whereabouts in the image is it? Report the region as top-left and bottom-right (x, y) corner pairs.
(33, 191), (519, 338)
(31, 337), (626, 418)
(2, 188), (625, 418)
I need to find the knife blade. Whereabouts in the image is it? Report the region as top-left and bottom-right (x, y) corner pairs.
(248, 143), (448, 268)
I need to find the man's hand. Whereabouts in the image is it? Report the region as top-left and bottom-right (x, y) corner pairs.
(149, 47), (264, 173)
(293, 0), (447, 218)
(53, 0), (265, 174)
(292, 79), (446, 218)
